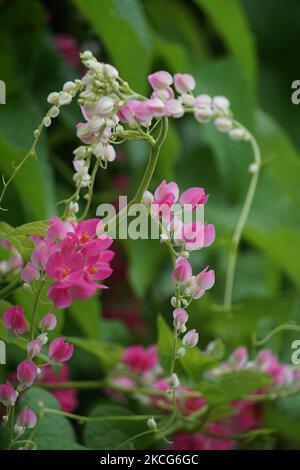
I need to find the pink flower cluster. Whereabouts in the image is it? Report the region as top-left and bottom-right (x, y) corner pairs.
(107, 344), (266, 450)
(22, 216), (114, 309)
(144, 181), (215, 251)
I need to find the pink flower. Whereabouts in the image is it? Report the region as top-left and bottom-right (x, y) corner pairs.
(204, 223), (215, 247)
(27, 340), (41, 359)
(173, 308), (189, 330)
(39, 364), (78, 412)
(164, 99), (184, 118)
(3, 305), (26, 335)
(174, 73), (196, 94)
(172, 257), (192, 284)
(146, 98), (165, 117)
(148, 71), (173, 90)
(182, 329), (199, 348)
(0, 381), (18, 406)
(123, 345), (158, 374)
(154, 180), (179, 206)
(17, 360), (37, 388)
(16, 407), (37, 429)
(179, 187), (209, 209)
(186, 267), (215, 299)
(49, 337), (74, 363)
(39, 313), (57, 331)
(229, 346), (248, 370)
(22, 262), (40, 283)
(47, 215), (70, 242)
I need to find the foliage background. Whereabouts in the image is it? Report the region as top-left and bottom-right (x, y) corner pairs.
(1, 0), (300, 449)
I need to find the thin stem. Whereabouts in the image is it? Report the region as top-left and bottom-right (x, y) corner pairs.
(79, 157), (101, 220)
(252, 323), (300, 346)
(0, 123), (44, 210)
(101, 117), (168, 235)
(30, 278), (46, 340)
(0, 278), (23, 300)
(223, 127), (261, 311)
(42, 407), (163, 423)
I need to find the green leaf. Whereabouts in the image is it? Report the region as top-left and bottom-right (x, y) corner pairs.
(72, 0), (153, 93)
(197, 369), (271, 405)
(68, 336), (122, 371)
(84, 404), (140, 450)
(194, 0), (257, 82)
(17, 387), (83, 450)
(69, 297), (102, 339)
(124, 238), (166, 297)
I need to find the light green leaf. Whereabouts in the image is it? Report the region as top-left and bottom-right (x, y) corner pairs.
(197, 369), (271, 405)
(69, 297), (101, 339)
(194, 0), (257, 82)
(72, 0), (153, 93)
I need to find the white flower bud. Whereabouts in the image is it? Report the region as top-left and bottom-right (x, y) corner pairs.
(73, 146), (87, 159)
(14, 425), (25, 438)
(249, 163), (259, 174)
(168, 373), (180, 388)
(36, 333), (48, 346)
(147, 417), (157, 430)
(69, 201), (79, 214)
(95, 97), (114, 117)
(181, 93), (195, 106)
(194, 106), (213, 123)
(93, 142), (104, 158)
(23, 283), (33, 293)
(88, 116), (105, 132)
(229, 127), (247, 141)
(214, 117), (233, 132)
(63, 81), (76, 93)
(143, 190), (154, 207)
(179, 325), (187, 334)
(80, 50), (93, 61)
(104, 64), (119, 78)
(47, 92), (59, 104)
(43, 116), (51, 128)
(176, 347), (186, 358)
(49, 106), (60, 118)
(195, 94), (212, 107)
(2, 415), (9, 424)
(171, 296), (178, 308)
(213, 96), (230, 112)
(102, 144), (116, 162)
(58, 92), (72, 106)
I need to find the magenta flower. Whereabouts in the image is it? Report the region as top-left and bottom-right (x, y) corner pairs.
(229, 346), (248, 370)
(179, 187), (209, 209)
(3, 305), (26, 335)
(49, 337), (74, 363)
(172, 258), (192, 284)
(16, 407), (37, 429)
(123, 345), (158, 374)
(17, 360), (37, 388)
(0, 381), (18, 406)
(22, 262), (40, 283)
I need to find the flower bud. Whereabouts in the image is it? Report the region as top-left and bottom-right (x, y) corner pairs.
(174, 73), (196, 94)
(58, 92), (72, 106)
(3, 305), (26, 335)
(229, 127), (247, 141)
(14, 425), (25, 438)
(170, 296), (178, 308)
(63, 81), (75, 93)
(22, 262), (40, 283)
(36, 333), (49, 346)
(0, 381), (18, 406)
(181, 93), (195, 106)
(173, 308), (188, 330)
(49, 106), (60, 118)
(27, 340), (41, 359)
(16, 407), (37, 429)
(176, 347), (186, 358)
(95, 97), (114, 117)
(214, 117), (232, 132)
(194, 106), (213, 123)
(172, 257), (192, 284)
(212, 96), (230, 113)
(148, 71), (173, 90)
(102, 145), (116, 162)
(182, 329), (199, 348)
(195, 94), (212, 107)
(147, 417), (157, 430)
(43, 116), (51, 128)
(39, 313), (57, 331)
(168, 373), (180, 388)
(47, 92), (59, 104)
(143, 190), (154, 207)
(49, 337), (74, 363)
(164, 99), (184, 118)
(17, 359), (37, 388)
(249, 163), (259, 174)
(23, 283), (33, 293)
(93, 142), (104, 158)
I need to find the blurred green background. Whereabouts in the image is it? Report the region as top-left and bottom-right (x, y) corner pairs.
(1, 0), (300, 448)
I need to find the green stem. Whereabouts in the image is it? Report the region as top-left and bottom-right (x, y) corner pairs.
(0, 123), (44, 211)
(0, 278), (23, 300)
(102, 117), (168, 235)
(79, 157), (101, 220)
(223, 128), (261, 311)
(30, 278), (46, 340)
(42, 407), (163, 423)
